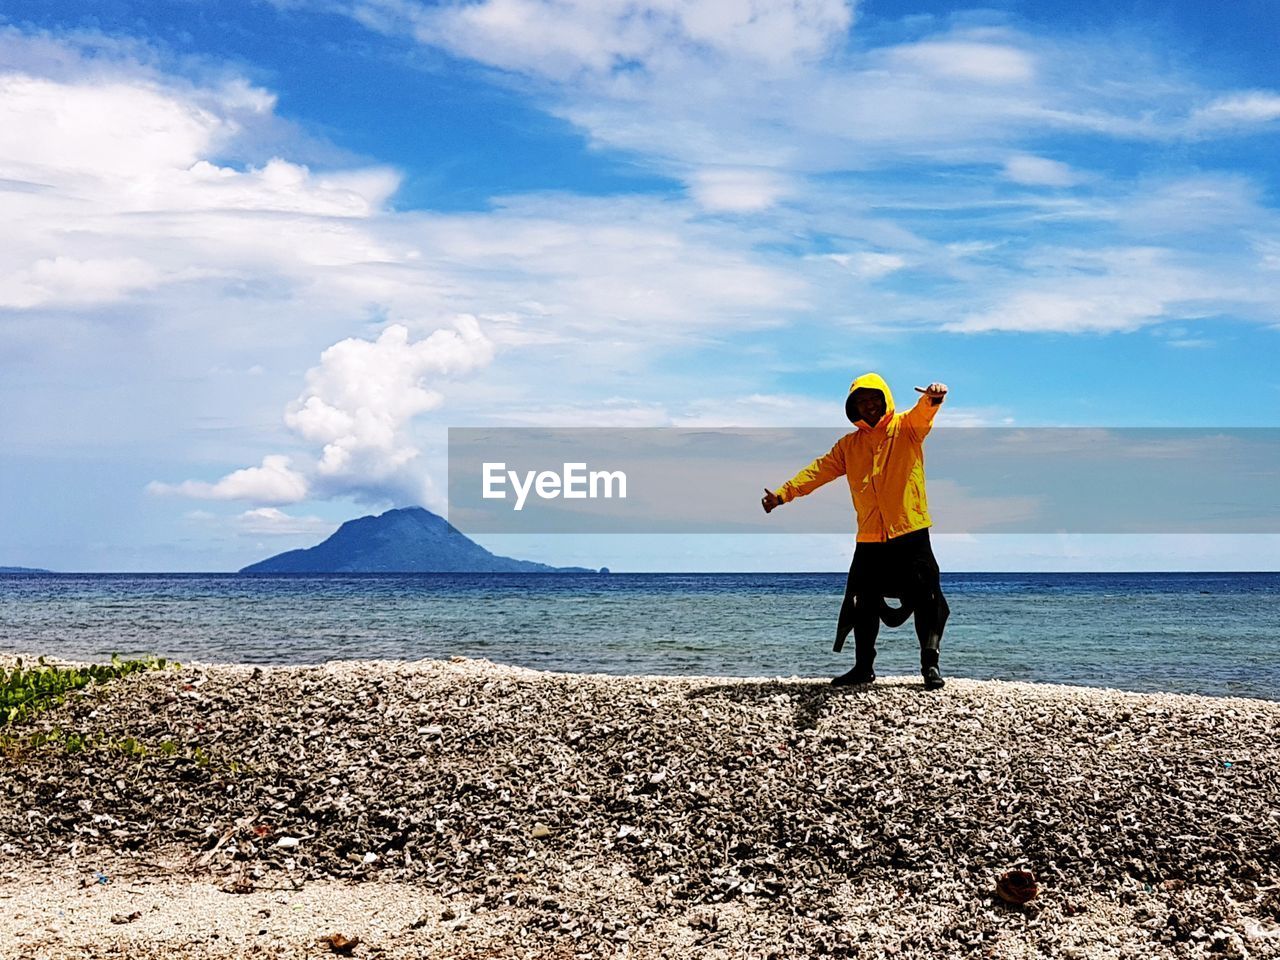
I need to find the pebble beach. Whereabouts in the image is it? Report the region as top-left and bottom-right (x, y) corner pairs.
(2, 655), (1279, 959)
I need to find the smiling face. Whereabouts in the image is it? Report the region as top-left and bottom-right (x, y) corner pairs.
(852, 388), (887, 427)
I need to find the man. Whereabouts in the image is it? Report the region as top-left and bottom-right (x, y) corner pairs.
(761, 373), (950, 690)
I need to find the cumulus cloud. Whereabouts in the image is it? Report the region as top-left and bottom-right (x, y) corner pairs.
(285, 316), (495, 496)
(0, 59), (396, 218)
(149, 455), (310, 504)
(0, 73), (227, 181)
(151, 316), (496, 507)
(0, 54), (402, 314)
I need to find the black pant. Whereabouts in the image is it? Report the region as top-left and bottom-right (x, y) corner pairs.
(834, 528), (949, 659)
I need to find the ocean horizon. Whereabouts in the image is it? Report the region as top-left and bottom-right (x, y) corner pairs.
(2, 571), (1276, 702)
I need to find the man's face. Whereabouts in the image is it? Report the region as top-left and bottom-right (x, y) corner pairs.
(853, 389), (886, 427)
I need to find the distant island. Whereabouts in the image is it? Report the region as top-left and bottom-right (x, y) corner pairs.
(0, 566), (51, 574)
(240, 506), (602, 574)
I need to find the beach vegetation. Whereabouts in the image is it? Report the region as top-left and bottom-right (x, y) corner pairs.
(0, 654), (174, 726)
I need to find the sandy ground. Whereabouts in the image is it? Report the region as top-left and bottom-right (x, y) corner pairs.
(2, 656), (1278, 959)
(1, 852), (1226, 960)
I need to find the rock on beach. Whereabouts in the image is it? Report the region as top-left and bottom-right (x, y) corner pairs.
(1, 654), (1278, 959)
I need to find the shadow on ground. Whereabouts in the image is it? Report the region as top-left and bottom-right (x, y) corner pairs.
(685, 677), (933, 730)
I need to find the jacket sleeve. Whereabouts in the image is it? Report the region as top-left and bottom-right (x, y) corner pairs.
(903, 393), (943, 443)
(777, 439), (847, 503)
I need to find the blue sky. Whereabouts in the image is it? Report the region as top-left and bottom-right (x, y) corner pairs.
(1, 0), (1278, 571)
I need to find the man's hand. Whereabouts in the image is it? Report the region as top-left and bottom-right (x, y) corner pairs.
(915, 382), (948, 405)
(761, 487), (784, 514)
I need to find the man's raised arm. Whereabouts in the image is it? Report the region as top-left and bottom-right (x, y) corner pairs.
(904, 381), (948, 442)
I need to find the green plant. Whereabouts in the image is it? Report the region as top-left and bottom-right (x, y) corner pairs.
(0, 658), (256, 776)
(1, 655), (176, 726)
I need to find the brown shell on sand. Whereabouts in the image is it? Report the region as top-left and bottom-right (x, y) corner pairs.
(319, 932), (360, 954)
(995, 869), (1039, 904)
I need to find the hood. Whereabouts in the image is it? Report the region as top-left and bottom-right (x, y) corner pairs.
(844, 372), (895, 428)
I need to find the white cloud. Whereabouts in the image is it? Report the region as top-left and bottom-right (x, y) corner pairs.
(149, 316), (495, 509)
(1255, 238), (1280, 272)
(410, 0), (854, 80)
(0, 256), (162, 308)
(0, 57), (402, 313)
(945, 247), (1218, 334)
(1115, 174), (1265, 236)
(285, 317), (494, 496)
(686, 167), (791, 212)
(1002, 154), (1079, 187)
(149, 455), (310, 504)
(2, 29), (810, 338)
(375, 194), (808, 335)
(236, 508), (337, 536)
(819, 251), (907, 279)
(324, 6), (1279, 183)
(1191, 90), (1280, 127)
(377, 13), (1193, 182)
(361, 8), (1119, 181)
(0, 73), (224, 181)
(955, 289), (1167, 333)
(883, 40), (1036, 85)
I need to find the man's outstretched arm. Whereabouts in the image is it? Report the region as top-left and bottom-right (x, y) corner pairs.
(761, 440), (847, 513)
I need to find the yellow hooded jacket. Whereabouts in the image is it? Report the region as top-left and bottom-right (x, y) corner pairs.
(776, 373), (941, 543)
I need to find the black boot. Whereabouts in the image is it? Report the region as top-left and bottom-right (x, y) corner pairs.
(833, 636), (876, 686)
(921, 647), (944, 691)
(832, 664), (875, 686)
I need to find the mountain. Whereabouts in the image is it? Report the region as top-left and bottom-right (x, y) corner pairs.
(0, 566), (51, 574)
(239, 506), (599, 574)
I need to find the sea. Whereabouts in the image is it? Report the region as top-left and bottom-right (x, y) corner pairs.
(0, 572), (1276, 701)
